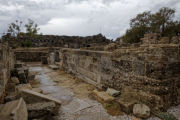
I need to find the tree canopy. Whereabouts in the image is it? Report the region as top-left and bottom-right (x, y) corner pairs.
(122, 7), (180, 43)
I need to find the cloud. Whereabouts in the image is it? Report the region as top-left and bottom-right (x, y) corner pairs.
(0, 0), (180, 39)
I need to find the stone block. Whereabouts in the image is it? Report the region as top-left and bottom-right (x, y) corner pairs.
(15, 84), (32, 93)
(171, 36), (180, 44)
(133, 104), (150, 119)
(106, 88), (120, 97)
(5, 83), (16, 93)
(0, 98), (28, 120)
(11, 77), (20, 85)
(159, 37), (170, 44)
(32, 88), (43, 93)
(92, 90), (114, 102)
(117, 97), (137, 114)
(49, 65), (59, 70)
(20, 89), (61, 106)
(4, 93), (19, 102)
(27, 102), (59, 119)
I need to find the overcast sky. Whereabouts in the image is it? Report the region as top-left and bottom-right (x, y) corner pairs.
(0, 0), (180, 39)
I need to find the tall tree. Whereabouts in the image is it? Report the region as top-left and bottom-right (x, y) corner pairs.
(8, 20), (22, 37)
(121, 7), (179, 43)
(25, 19), (40, 36)
(151, 7), (175, 34)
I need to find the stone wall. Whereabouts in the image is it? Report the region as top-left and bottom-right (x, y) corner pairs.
(60, 43), (180, 110)
(13, 47), (61, 62)
(0, 43), (15, 103)
(4, 33), (111, 48)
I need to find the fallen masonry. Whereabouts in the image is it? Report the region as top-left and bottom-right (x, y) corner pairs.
(0, 98), (28, 120)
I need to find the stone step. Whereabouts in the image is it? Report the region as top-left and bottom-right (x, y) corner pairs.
(49, 65), (59, 70)
(0, 98), (28, 120)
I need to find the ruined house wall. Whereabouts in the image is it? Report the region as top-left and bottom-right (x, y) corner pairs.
(60, 44), (180, 109)
(0, 43), (15, 103)
(4, 33), (111, 48)
(14, 47), (61, 62)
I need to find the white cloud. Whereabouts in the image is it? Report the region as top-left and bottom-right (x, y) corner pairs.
(0, 0), (180, 39)
(0, 4), (24, 12)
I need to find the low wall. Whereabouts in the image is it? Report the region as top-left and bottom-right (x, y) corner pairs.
(13, 47), (60, 62)
(60, 44), (180, 109)
(0, 43), (15, 103)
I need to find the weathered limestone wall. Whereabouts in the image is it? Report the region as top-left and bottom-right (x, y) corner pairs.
(0, 43), (15, 103)
(60, 43), (180, 109)
(60, 49), (111, 86)
(13, 48), (60, 62)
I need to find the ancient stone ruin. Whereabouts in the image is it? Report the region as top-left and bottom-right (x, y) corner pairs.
(0, 33), (179, 120)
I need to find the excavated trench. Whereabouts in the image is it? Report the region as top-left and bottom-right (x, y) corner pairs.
(27, 63), (180, 120)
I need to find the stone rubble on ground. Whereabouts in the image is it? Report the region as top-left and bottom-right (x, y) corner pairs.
(0, 98), (28, 120)
(27, 101), (58, 119)
(106, 88), (121, 97)
(133, 104), (151, 119)
(49, 65), (59, 70)
(92, 89), (114, 102)
(15, 83), (32, 93)
(10, 77), (20, 85)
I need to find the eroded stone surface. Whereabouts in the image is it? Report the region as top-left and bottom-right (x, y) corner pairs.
(93, 89), (114, 102)
(106, 88), (120, 97)
(0, 98), (28, 120)
(27, 102), (58, 119)
(133, 104), (150, 119)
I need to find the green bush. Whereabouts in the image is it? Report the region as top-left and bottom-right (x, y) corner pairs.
(21, 41), (32, 47)
(157, 112), (178, 120)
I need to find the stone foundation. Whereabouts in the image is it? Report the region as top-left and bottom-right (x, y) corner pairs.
(60, 43), (180, 110)
(0, 43), (15, 103)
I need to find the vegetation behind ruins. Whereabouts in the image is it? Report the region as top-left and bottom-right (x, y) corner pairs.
(119, 7), (180, 43)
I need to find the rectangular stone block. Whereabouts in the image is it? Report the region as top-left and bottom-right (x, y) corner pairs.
(27, 102), (59, 119)
(20, 89), (61, 105)
(0, 98), (28, 120)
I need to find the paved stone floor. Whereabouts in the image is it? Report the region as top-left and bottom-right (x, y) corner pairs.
(28, 63), (180, 120)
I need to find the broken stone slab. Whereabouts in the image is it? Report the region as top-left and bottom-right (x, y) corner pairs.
(10, 77), (20, 85)
(32, 88), (43, 93)
(18, 70), (27, 84)
(0, 98), (28, 120)
(20, 89), (61, 106)
(49, 65), (59, 70)
(116, 97), (137, 114)
(92, 89), (114, 102)
(106, 88), (120, 97)
(133, 104), (150, 119)
(27, 102), (59, 119)
(4, 93), (19, 102)
(15, 84), (32, 93)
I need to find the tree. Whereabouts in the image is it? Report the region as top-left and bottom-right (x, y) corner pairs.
(25, 19), (40, 36)
(121, 7), (179, 43)
(151, 7), (175, 34)
(8, 20), (22, 37)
